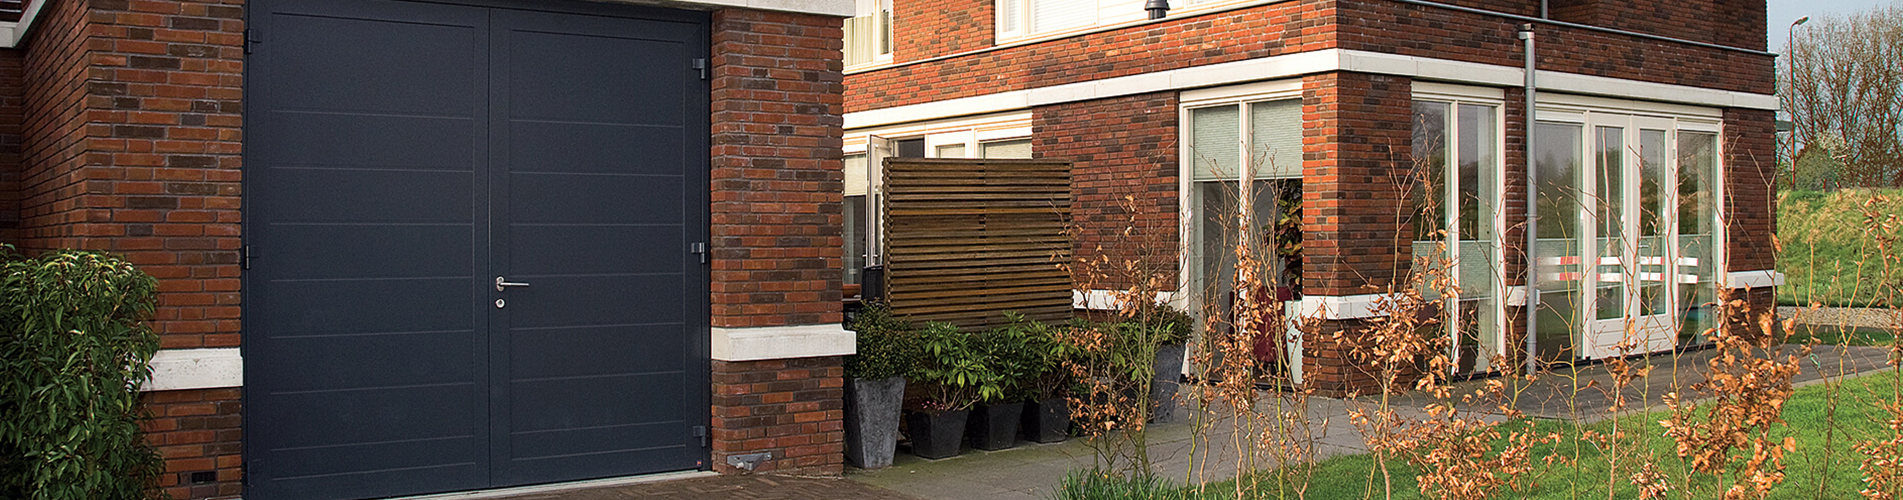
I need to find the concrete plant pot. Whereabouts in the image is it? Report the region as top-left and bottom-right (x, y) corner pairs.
(1020, 397), (1069, 443)
(1151, 343), (1186, 422)
(844, 376), (905, 469)
(905, 409), (969, 460)
(965, 402), (1024, 451)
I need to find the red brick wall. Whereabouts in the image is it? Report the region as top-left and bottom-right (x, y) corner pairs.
(1033, 91), (1179, 290)
(1300, 71), (1413, 296)
(18, 0), (91, 254)
(846, 0), (1775, 114)
(1547, 0), (1718, 46)
(0, 48), (21, 245)
(709, 8), (845, 329)
(141, 388), (243, 500)
(891, 0), (991, 63)
(1724, 107), (1777, 273)
(709, 357), (846, 475)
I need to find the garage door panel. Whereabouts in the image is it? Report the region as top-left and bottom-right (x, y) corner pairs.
(505, 33), (685, 125)
(498, 446), (683, 490)
(261, 435), (481, 486)
(261, 113), (475, 171)
(507, 421), (683, 463)
(258, 457), (482, 500)
(506, 225), (681, 276)
(507, 121), (685, 176)
(500, 275), (686, 329)
(253, 278), (472, 337)
(508, 323), (686, 380)
(253, 330), (477, 393)
(260, 168), (472, 223)
(507, 372), (684, 432)
(266, 5), (481, 115)
(507, 173), (683, 224)
(269, 225), (473, 279)
(256, 383), (479, 451)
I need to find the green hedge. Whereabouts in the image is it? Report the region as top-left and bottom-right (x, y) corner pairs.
(0, 247), (167, 500)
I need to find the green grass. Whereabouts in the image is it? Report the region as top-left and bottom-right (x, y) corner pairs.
(1065, 371), (1902, 500)
(1784, 323), (1898, 347)
(1778, 189), (1903, 307)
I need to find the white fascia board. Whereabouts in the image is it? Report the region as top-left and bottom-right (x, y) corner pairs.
(602, 0), (852, 16)
(845, 48), (1778, 130)
(711, 324), (856, 361)
(1725, 270), (1786, 289)
(1, 0), (46, 49)
(141, 348), (243, 392)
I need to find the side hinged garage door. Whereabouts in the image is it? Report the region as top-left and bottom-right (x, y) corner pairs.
(243, 1), (710, 498)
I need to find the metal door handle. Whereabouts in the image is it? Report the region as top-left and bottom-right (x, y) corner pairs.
(495, 276), (531, 291)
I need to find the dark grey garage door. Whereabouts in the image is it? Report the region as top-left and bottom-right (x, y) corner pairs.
(243, 1), (709, 498)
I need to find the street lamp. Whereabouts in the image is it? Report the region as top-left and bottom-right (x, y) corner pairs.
(1784, 16), (1809, 188)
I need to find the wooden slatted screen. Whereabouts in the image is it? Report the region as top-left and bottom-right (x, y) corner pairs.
(881, 158), (1072, 330)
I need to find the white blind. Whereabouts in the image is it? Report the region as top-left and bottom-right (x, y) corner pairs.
(844, 154), (867, 196)
(1250, 99), (1302, 178)
(1189, 105), (1240, 181)
(937, 144), (968, 158)
(981, 139), (1032, 159)
(999, 0), (1023, 33)
(1032, 0), (1095, 33)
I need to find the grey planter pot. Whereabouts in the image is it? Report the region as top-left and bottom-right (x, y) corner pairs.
(844, 376), (905, 469)
(966, 402), (1024, 450)
(906, 409), (969, 460)
(1020, 397), (1069, 443)
(1151, 343), (1186, 423)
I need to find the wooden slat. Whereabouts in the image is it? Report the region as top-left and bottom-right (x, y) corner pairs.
(881, 158), (1075, 331)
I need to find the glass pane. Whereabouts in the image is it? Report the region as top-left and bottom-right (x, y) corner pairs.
(936, 144), (967, 158)
(1534, 122), (1583, 362)
(1410, 101), (1450, 284)
(1190, 105), (1241, 181)
(1195, 181), (1284, 309)
(1457, 104), (1496, 242)
(844, 154), (868, 196)
(844, 195), (866, 285)
(895, 138), (926, 158)
(1595, 126), (1624, 321)
(1677, 131), (1718, 345)
(999, 0), (1020, 32)
(1249, 99), (1303, 178)
(1639, 129), (1668, 316)
(980, 139), (1032, 159)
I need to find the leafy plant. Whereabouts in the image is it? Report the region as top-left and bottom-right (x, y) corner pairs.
(974, 313), (1046, 404)
(913, 322), (1003, 411)
(1018, 316), (1082, 402)
(1052, 468), (1189, 500)
(845, 303), (922, 380)
(0, 247), (166, 500)
(1135, 304), (1193, 346)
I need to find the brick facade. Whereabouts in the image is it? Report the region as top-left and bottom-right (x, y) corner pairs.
(1723, 107), (1778, 273)
(1299, 71), (1413, 296)
(709, 357), (847, 475)
(1033, 91), (1179, 290)
(0, 48), (19, 244)
(141, 388), (244, 500)
(891, 0), (991, 63)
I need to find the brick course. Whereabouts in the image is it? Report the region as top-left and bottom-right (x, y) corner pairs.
(710, 357), (847, 475)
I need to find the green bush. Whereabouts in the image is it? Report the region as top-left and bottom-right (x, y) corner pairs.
(914, 322), (1002, 410)
(1051, 469), (1189, 500)
(0, 247), (166, 500)
(975, 313), (1041, 404)
(844, 303), (923, 380)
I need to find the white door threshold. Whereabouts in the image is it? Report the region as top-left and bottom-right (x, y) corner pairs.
(392, 470), (719, 500)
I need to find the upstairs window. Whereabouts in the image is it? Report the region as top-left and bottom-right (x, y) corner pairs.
(997, 0), (1099, 41)
(845, 0), (892, 67)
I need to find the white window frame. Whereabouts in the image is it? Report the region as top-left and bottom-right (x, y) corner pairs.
(844, 0), (894, 70)
(1410, 82), (1509, 374)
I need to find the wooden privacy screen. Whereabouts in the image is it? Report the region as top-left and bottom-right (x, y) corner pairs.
(882, 158), (1073, 330)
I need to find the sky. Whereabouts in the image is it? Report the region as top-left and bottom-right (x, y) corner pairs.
(1767, 0), (1897, 52)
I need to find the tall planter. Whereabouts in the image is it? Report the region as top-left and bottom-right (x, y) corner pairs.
(906, 409), (969, 459)
(1151, 342), (1186, 423)
(966, 402), (1024, 450)
(845, 376), (906, 468)
(1021, 397), (1069, 443)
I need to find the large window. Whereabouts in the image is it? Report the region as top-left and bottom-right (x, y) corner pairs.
(1532, 103), (1721, 362)
(1411, 98), (1503, 375)
(844, 0), (891, 67)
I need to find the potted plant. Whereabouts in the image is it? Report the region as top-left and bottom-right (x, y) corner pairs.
(966, 316), (1036, 450)
(906, 322), (998, 459)
(1018, 317), (1079, 443)
(1138, 304), (1193, 422)
(843, 304), (921, 469)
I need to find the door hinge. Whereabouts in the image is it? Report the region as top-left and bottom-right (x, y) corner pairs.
(244, 28), (260, 54)
(241, 245), (253, 270)
(693, 425), (709, 448)
(691, 58), (709, 80)
(690, 242), (708, 265)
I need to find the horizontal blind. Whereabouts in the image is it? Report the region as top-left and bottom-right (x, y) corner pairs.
(981, 139), (1033, 159)
(1032, 0), (1095, 33)
(1189, 105), (1240, 181)
(845, 154), (867, 196)
(1250, 99), (1302, 178)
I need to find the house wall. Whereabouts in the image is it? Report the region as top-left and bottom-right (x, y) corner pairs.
(1032, 91), (1180, 291)
(0, 48), (20, 245)
(891, 0), (992, 63)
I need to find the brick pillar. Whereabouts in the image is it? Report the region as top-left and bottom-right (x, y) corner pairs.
(1299, 71), (1414, 397)
(1724, 107), (1778, 339)
(16, 0), (246, 497)
(0, 48), (20, 245)
(707, 7), (849, 476)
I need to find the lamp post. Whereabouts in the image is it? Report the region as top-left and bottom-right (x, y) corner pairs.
(1784, 16), (1808, 189)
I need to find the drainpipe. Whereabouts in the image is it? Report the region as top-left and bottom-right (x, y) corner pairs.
(1519, 23), (1539, 375)
(1540, 0), (1548, 19)
(1145, 0), (1170, 19)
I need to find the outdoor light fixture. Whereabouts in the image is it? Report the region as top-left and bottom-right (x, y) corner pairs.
(1145, 0), (1169, 20)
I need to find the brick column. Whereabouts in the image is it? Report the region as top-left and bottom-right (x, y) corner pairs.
(16, 0), (246, 497)
(1299, 71), (1415, 396)
(708, 7), (849, 476)
(1033, 91), (1180, 292)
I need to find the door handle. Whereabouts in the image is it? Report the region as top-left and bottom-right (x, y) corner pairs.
(495, 276), (531, 292)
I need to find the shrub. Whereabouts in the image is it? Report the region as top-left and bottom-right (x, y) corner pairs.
(0, 247), (166, 500)
(844, 303), (922, 380)
(914, 322), (1001, 411)
(975, 313), (1041, 404)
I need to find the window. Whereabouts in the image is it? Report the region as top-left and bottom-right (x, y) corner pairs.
(996, 0), (1099, 40)
(1410, 99), (1503, 375)
(844, 0), (891, 67)
(1531, 103), (1722, 362)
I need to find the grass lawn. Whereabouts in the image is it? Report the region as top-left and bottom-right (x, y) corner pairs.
(1171, 370), (1903, 500)
(1778, 189), (1903, 307)
(1784, 323), (1898, 347)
